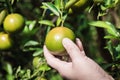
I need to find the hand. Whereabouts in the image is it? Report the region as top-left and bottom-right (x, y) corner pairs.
(43, 38), (114, 80)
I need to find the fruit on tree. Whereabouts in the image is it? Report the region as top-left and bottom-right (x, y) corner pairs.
(0, 32), (13, 50)
(3, 13), (25, 33)
(32, 57), (41, 68)
(69, 0), (90, 14)
(45, 27), (75, 55)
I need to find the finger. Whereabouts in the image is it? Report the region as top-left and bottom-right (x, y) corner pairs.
(62, 38), (84, 61)
(76, 38), (85, 56)
(76, 38), (84, 51)
(43, 45), (68, 70)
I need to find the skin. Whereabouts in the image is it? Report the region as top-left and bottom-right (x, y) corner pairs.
(43, 38), (114, 80)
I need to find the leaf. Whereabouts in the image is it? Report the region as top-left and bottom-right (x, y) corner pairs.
(89, 21), (119, 37)
(33, 48), (43, 56)
(116, 44), (120, 52)
(104, 35), (117, 39)
(24, 40), (40, 47)
(56, 17), (61, 26)
(26, 69), (31, 78)
(55, 0), (61, 9)
(39, 20), (55, 27)
(23, 41), (40, 51)
(3, 62), (13, 75)
(28, 20), (36, 31)
(39, 64), (51, 71)
(42, 2), (60, 16)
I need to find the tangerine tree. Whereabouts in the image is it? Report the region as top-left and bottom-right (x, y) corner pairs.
(0, 0), (120, 80)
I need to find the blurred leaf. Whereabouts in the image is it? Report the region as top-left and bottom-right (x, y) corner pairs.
(33, 48), (43, 56)
(56, 17), (62, 26)
(42, 2), (60, 16)
(28, 20), (36, 31)
(15, 66), (21, 76)
(6, 74), (14, 80)
(26, 69), (31, 79)
(116, 44), (120, 52)
(104, 35), (117, 39)
(24, 40), (40, 47)
(4, 62), (13, 75)
(102, 63), (114, 69)
(23, 41), (40, 51)
(54, 0), (61, 9)
(39, 20), (55, 27)
(39, 64), (51, 71)
(50, 74), (63, 80)
(0, 9), (8, 25)
(89, 21), (119, 37)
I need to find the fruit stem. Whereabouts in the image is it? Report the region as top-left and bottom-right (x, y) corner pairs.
(65, 0), (79, 9)
(5, 0), (13, 13)
(60, 0), (68, 27)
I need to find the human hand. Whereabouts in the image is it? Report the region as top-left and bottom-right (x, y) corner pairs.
(43, 38), (114, 80)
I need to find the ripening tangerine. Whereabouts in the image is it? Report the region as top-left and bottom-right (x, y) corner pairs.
(0, 32), (13, 50)
(45, 27), (75, 55)
(3, 13), (25, 34)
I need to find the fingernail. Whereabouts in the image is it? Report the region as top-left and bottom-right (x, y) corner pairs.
(76, 38), (79, 41)
(62, 38), (69, 45)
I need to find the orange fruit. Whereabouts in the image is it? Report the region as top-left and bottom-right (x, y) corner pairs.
(32, 57), (41, 68)
(45, 27), (75, 55)
(69, 0), (91, 14)
(3, 13), (25, 34)
(0, 32), (13, 50)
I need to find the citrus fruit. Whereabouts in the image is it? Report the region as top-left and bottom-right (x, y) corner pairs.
(0, 32), (13, 50)
(69, 0), (91, 14)
(3, 13), (25, 34)
(32, 57), (41, 68)
(45, 27), (75, 55)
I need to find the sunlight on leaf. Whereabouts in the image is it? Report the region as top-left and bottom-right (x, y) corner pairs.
(39, 20), (55, 27)
(42, 2), (60, 16)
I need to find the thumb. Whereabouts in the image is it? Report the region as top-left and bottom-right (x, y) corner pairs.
(43, 45), (68, 70)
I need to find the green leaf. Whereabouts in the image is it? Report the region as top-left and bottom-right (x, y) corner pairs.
(4, 62), (13, 75)
(89, 21), (119, 37)
(24, 41), (40, 47)
(26, 69), (31, 78)
(56, 17), (61, 26)
(39, 20), (55, 27)
(28, 20), (36, 31)
(104, 35), (117, 39)
(39, 64), (51, 71)
(6, 74), (14, 80)
(23, 41), (40, 51)
(116, 44), (120, 52)
(42, 2), (60, 16)
(55, 0), (61, 9)
(33, 48), (43, 56)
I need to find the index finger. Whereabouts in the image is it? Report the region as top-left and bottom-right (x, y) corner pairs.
(62, 38), (84, 61)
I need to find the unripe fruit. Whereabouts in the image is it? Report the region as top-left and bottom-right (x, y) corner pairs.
(3, 13), (25, 34)
(0, 32), (13, 50)
(32, 57), (41, 68)
(69, 0), (90, 14)
(45, 27), (75, 55)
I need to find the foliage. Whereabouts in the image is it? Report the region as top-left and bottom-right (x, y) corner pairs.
(0, 0), (120, 80)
